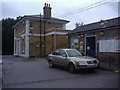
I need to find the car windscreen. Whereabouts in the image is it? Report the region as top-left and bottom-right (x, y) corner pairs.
(66, 50), (83, 57)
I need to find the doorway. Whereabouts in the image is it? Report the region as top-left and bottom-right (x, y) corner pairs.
(86, 36), (96, 57)
(16, 40), (20, 56)
(29, 43), (34, 57)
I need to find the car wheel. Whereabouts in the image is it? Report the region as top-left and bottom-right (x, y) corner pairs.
(49, 60), (54, 68)
(68, 63), (75, 73)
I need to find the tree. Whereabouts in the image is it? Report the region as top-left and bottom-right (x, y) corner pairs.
(2, 16), (23, 55)
(75, 22), (84, 28)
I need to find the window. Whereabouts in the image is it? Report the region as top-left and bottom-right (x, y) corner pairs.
(52, 50), (60, 55)
(63, 24), (66, 29)
(115, 37), (120, 52)
(22, 37), (25, 53)
(60, 50), (66, 56)
(99, 38), (116, 52)
(52, 51), (56, 55)
(36, 42), (40, 47)
(29, 21), (33, 29)
(14, 40), (16, 53)
(66, 50), (82, 57)
(42, 42), (44, 47)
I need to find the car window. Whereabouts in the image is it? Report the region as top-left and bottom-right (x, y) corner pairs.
(52, 50), (60, 55)
(66, 50), (83, 57)
(77, 50), (85, 56)
(59, 50), (66, 56)
(52, 51), (56, 55)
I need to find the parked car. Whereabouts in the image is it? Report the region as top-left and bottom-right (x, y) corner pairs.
(47, 49), (99, 73)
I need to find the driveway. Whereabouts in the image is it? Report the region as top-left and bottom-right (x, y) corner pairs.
(2, 55), (118, 88)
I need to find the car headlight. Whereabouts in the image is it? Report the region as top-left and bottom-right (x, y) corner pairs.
(78, 61), (87, 65)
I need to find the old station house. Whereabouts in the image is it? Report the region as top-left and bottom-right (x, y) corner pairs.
(13, 3), (70, 57)
(68, 17), (120, 70)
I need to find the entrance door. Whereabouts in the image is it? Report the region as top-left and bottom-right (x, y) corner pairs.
(16, 40), (20, 56)
(86, 36), (96, 57)
(29, 43), (34, 57)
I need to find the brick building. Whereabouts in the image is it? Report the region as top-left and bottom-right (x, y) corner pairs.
(13, 3), (70, 57)
(68, 17), (120, 70)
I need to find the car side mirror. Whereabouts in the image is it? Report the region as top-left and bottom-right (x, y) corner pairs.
(62, 54), (67, 57)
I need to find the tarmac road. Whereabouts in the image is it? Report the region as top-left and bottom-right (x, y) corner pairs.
(0, 55), (2, 89)
(2, 55), (118, 88)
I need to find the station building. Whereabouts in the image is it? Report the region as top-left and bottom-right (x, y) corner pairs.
(13, 3), (70, 57)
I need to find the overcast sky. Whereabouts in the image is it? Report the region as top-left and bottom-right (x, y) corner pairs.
(1, 0), (119, 29)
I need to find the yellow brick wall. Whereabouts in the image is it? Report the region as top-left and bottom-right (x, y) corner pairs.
(15, 21), (26, 36)
(29, 34), (69, 57)
(46, 35), (53, 55)
(29, 19), (64, 34)
(56, 35), (68, 49)
(29, 36), (40, 56)
(46, 29), (71, 34)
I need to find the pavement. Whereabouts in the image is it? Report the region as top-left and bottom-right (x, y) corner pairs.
(2, 55), (119, 88)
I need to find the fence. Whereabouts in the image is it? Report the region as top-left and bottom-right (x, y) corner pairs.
(97, 53), (120, 71)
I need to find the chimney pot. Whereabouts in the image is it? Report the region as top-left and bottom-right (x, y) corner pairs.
(45, 3), (46, 7)
(47, 4), (48, 7)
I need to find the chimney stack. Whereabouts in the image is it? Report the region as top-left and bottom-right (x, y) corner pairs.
(43, 3), (52, 18)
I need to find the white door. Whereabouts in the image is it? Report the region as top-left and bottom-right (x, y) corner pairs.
(16, 40), (20, 56)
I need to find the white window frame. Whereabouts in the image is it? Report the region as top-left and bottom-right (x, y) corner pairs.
(99, 37), (116, 53)
(115, 37), (120, 53)
(29, 21), (34, 30)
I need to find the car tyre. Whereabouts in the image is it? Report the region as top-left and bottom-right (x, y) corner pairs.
(68, 63), (75, 73)
(49, 60), (54, 68)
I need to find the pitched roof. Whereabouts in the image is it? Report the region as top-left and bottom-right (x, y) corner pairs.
(69, 17), (120, 34)
(13, 14), (70, 28)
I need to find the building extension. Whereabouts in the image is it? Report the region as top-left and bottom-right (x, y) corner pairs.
(68, 17), (120, 70)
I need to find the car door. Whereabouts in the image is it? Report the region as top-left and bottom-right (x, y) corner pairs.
(58, 50), (69, 67)
(51, 50), (61, 65)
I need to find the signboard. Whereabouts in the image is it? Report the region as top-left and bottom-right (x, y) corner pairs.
(80, 41), (83, 51)
(71, 38), (78, 49)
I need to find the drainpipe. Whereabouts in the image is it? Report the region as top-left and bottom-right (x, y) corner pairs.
(44, 19), (46, 56)
(68, 35), (70, 48)
(52, 34), (54, 51)
(40, 14), (42, 57)
(54, 28), (56, 50)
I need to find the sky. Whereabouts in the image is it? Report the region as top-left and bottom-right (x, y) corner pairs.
(1, 0), (119, 30)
